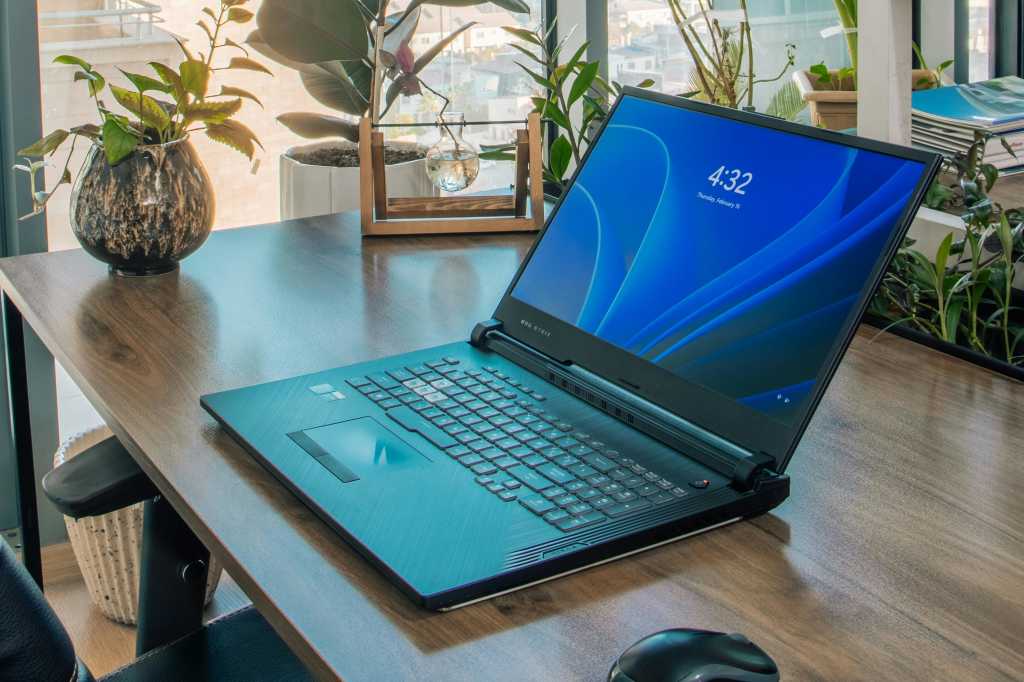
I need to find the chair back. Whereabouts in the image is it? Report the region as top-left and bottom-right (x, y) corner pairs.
(0, 541), (81, 681)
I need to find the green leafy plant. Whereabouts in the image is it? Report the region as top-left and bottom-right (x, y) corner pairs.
(668, 0), (796, 109)
(13, 0), (268, 219)
(249, 0), (530, 144)
(870, 133), (1024, 367)
(488, 22), (652, 191)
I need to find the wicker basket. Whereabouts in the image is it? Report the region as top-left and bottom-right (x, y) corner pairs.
(54, 426), (222, 625)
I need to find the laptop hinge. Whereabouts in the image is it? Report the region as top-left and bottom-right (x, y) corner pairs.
(470, 323), (767, 482)
(470, 318), (503, 348)
(730, 451), (778, 492)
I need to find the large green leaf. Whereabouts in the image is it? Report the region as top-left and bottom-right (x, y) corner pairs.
(101, 117), (139, 165)
(549, 134), (572, 181)
(225, 57), (273, 75)
(278, 112), (360, 142)
(246, 29), (320, 74)
(256, 0), (368, 64)
(110, 84), (171, 131)
(149, 62), (186, 104)
(182, 98), (243, 126)
(568, 61), (599, 106)
(180, 60), (210, 98)
(119, 69), (171, 95)
(300, 64), (368, 117)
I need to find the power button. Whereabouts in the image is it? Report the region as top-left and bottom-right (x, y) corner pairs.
(689, 479), (711, 489)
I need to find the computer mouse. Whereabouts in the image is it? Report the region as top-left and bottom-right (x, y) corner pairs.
(608, 628), (780, 682)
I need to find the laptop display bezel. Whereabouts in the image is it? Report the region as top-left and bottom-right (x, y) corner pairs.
(492, 87), (941, 471)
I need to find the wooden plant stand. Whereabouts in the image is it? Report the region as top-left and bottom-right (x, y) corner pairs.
(359, 113), (544, 236)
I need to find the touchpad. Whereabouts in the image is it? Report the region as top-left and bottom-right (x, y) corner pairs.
(288, 417), (431, 483)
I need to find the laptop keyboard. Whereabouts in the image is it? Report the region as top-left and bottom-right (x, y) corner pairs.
(346, 357), (692, 533)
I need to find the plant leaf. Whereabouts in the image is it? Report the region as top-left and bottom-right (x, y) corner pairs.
(110, 84), (171, 130)
(277, 112), (360, 142)
(182, 98), (243, 125)
(256, 0), (368, 63)
(569, 61), (599, 106)
(17, 129), (69, 157)
(150, 62), (186, 103)
(53, 54), (93, 70)
(206, 119), (262, 159)
(549, 134), (572, 181)
(245, 29), (320, 74)
(413, 21), (477, 74)
(227, 7), (254, 23)
(226, 56), (272, 75)
(180, 60), (211, 98)
(215, 85), (263, 108)
(119, 69), (171, 95)
(300, 64), (368, 117)
(73, 70), (106, 97)
(102, 117), (139, 165)
(502, 26), (541, 46)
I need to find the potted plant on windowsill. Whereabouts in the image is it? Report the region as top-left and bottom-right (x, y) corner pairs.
(247, 0), (530, 221)
(12, 0), (268, 276)
(793, 0), (948, 131)
(867, 133), (1024, 380)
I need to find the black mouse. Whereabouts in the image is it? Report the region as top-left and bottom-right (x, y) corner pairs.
(608, 629), (780, 682)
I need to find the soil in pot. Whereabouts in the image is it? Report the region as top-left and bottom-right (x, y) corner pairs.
(290, 145), (424, 168)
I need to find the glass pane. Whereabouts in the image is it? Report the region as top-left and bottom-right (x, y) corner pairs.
(36, 0), (543, 254)
(968, 0), (992, 82)
(608, 0), (848, 118)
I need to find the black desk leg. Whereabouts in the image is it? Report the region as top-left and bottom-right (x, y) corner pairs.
(3, 293), (42, 589)
(136, 495), (210, 655)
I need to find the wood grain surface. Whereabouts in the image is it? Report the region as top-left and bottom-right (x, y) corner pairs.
(2, 212), (1021, 681)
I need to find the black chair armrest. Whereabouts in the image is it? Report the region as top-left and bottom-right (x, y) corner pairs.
(42, 435), (159, 519)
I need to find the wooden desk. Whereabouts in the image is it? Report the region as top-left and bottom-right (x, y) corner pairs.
(2, 213), (1022, 681)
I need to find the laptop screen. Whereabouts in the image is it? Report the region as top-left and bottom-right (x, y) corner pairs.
(508, 94), (931, 429)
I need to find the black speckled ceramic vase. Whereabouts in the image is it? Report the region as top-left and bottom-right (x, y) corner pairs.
(70, 136), (214, 276)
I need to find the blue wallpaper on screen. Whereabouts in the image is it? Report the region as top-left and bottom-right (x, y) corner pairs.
(512, 97), (927, 421)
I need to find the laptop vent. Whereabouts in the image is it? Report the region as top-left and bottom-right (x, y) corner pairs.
(546, 370), (635, 426)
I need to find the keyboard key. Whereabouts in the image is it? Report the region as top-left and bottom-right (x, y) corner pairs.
(444, 423), (468, 436)
(493, 456), (518, 469)
(496, 437), (520, 450)
(443, 356), (460, 365)
(421, 407), (442, 419)
(543, 509), (570, 523)
(612, 491), (638, 503)
(427, 360), (447, 369)
(523, 454), (547, 468)
(387, 369), (414, 382)
(592, 496), (614, 509)
(368, 391), (389, 402)
(538, 463), (574, 485)
(448, 406), (469, 417)
(556, 436), (579, 448)
(605, 498), (652, 517)
(480, 448), (504, 461)
(410, 400), (431, 411)
(569, 464), (597, 478)
(583, 454), (616, 473)
(423, 392), (446, 403)
(467, 440), (491, 453)
(508, 465), (554, 491)
(566, 502), (592, 515)
(601, 483), (625, 495)
(553, 494), (578, 507)
(650, 492), (675, 505)
(498, 490), (517, 502)
(555, 421), (573, 431)
(519, 494), (555, 514)
(565, 480), (587, 492)
(623, 476), (645, 488)
(346, 377), (371, 388)
(555, 512), (604, 532)
(471, 463), (498, 476)
(636, 484), (659, 497)
(386, 405), (457, 448)
(403, 378), (426, 389)
(455, 432), (477, 444)
(503, 480), (521, 490)
(509, 446), (532, 459)
(671, 487), (689, 498)
(578, 487), (601, 501)
(433, 416), (456, 427)
(542, 486), (567, 500)
(587, 474), (611, 487)
(474, 476), (494, 485)
(485, 482), (504, 493)
(421, 372), (443, 382)
(569, 444), (594, 457)
(459, 454), (484, 466)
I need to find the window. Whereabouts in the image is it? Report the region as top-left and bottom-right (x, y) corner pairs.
(35, 0), (543, 251)
(967, 0), (994, 81)
(607, 0), (848, 115)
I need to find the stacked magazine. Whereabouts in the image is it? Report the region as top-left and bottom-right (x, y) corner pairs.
(911, 76), (1024, 173)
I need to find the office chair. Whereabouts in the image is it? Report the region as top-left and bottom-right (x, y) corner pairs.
(0, 436), (312, 681)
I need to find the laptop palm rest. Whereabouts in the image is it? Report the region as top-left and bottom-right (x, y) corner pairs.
(288, 417), (431, 483)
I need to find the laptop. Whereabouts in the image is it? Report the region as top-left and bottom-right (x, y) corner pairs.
(202, 88), (940, 610)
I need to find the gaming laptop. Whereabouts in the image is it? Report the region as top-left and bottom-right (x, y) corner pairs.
(202, 88), (940, 610)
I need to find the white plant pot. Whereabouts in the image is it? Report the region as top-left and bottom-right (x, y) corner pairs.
(909, 206), (1024, 288)
(54, 426), (222, 625)
(280, 141), (436, 221)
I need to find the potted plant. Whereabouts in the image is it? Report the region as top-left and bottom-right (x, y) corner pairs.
(793, 0), (948, 131)
(248, 0), (530, 221)
(483, 22), (651, 195)
(868, 132), (1024, 379)
(13, 0), (268, 276)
